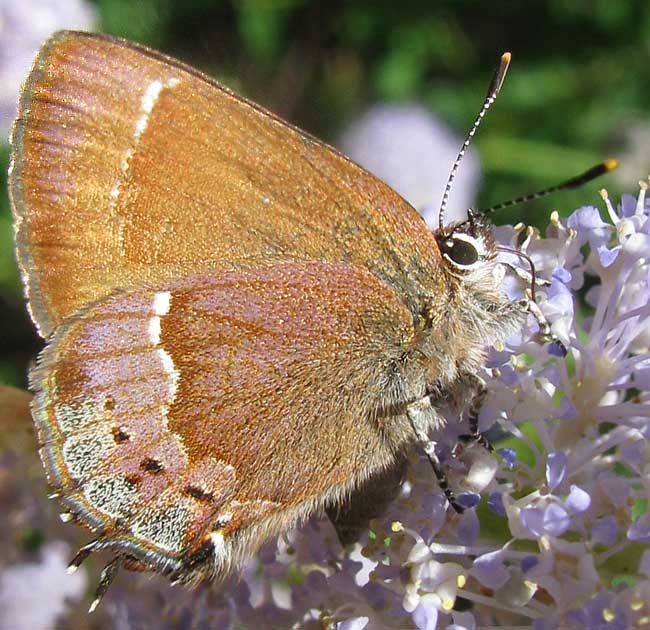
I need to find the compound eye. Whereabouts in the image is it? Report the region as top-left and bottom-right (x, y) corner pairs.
(442, 236), (480, 268)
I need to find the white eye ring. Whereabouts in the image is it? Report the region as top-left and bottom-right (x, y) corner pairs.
(440, 233), (486, 270)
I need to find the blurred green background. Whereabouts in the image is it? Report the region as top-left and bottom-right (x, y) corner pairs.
(1, 0), (648, 388)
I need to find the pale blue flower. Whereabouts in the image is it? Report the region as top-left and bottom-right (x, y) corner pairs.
(4, 160), (650, 626)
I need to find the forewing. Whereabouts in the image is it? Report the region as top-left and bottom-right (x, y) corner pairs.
(30, 261), (414, 575)
(10, 30), (442, 337)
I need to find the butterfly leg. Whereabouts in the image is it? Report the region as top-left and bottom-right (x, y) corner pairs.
(519, 291), (567, 356)
(407, 396), (464, 514)
(502, 261), (550, 287)
(452, 373), (492, 459)
(466, 374), (491, 450)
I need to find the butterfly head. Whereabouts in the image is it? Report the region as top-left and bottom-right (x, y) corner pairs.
(434, 209), (497, 275)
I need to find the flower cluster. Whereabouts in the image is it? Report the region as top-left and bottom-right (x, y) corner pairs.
(53, 182), (645, 630)
(2, 184), (649, 628)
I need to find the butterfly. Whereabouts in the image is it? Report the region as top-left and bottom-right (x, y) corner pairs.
(10, 31), (612, 609)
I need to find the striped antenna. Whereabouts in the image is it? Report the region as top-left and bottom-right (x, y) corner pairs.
(438, 51), (512, 229)
(480, 159), (619, 214)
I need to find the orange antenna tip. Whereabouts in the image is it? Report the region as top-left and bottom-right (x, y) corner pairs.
(438, 53), (513, 227)
(490, 53), (512, 96)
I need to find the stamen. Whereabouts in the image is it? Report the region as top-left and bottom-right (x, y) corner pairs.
(600, 188), (620, 224)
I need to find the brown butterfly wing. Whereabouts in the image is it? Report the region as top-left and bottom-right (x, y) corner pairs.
(10, 30), (443, 337)
(31, 261), (415, 576)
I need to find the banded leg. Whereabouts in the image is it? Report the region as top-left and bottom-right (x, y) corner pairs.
(502, 262), (550, 288)
(520, 290), (567, 356)
(407, 396), (464, 514)
(452, 373), (492, 456)
(466, 375), (491, 450)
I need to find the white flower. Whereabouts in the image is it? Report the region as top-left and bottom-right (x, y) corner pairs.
(0, 0), (97, 139)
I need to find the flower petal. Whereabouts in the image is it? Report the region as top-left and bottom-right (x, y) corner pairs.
(566, 485), (591, 513)
(543, 503), (570, 536)
(546, 451), (567, 490)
